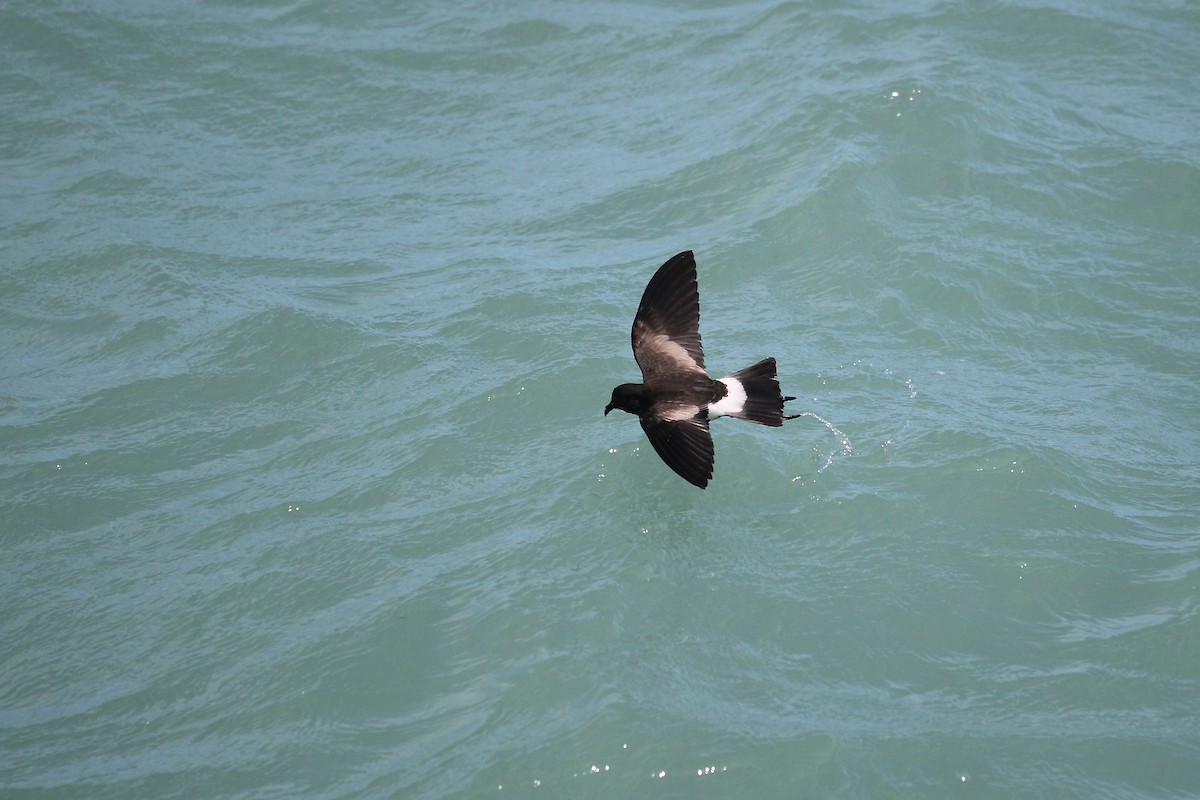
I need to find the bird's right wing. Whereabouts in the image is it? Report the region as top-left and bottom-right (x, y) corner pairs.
(631, 250), (707, 386)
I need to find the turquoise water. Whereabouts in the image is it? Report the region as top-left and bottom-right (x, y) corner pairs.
(3, 1), (1199, 797)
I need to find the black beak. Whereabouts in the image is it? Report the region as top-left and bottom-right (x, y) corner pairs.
(603, 404), (613, 416)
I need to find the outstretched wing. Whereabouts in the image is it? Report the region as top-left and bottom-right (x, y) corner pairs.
(631, 250), (707, 386)
(640, 412), (714, 489)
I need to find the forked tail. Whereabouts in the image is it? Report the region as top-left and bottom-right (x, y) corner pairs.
(721, 357), (799, 427)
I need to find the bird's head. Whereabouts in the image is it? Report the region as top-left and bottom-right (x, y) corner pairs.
(605, 383), (644, 416)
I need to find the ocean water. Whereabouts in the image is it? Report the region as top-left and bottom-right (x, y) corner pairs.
(3, 1), (1199, 797)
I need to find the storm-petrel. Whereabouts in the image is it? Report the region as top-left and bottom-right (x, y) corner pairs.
(604, 250), (798, 489)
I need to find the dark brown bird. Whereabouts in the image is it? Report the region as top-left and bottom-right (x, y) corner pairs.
(605, 250), (798, 488)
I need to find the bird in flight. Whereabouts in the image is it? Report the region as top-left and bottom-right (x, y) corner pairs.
(604, 250), (798, 489)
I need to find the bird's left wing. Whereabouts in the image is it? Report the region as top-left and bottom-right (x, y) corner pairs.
(640, 412), (714, 489)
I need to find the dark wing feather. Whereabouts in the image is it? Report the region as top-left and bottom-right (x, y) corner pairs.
(640, 414), (714, 489)
(631, 250), (707, 385)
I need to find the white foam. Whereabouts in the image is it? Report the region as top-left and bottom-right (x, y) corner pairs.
(708, 377), (746, 418)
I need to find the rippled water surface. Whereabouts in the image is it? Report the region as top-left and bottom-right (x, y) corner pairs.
(3, 2), (1199, 797)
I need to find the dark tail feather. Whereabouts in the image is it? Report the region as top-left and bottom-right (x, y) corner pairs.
(725, 357), (797, 427)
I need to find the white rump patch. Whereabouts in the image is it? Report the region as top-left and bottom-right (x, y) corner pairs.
(708, 377), (746, 418)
